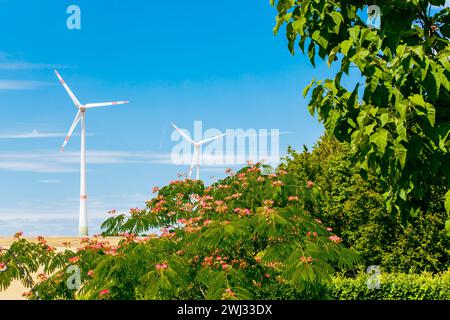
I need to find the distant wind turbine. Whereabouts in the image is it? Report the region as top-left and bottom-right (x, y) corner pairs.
(55, 70), (129, 236)
(171, 123), (226, 180)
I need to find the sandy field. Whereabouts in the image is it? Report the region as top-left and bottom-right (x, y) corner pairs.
(0, 236), (121, 300)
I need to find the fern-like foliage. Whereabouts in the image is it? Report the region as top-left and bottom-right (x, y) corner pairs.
(0, 164), (360, 299)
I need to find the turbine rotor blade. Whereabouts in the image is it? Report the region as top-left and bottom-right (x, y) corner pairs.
(171, 123), (195, 145)
(84, 101), (129, 108)
(198, 133), (226, 145)
(61, 110), (82, 151)
(54, 70), (81, 108)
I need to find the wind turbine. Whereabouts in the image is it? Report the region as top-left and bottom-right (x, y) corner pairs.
(171, 123), (226, 180)
(55, 70), (129, 236)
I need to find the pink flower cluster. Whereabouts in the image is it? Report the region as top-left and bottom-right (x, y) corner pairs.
(234, 208), (251, 216)
(14, 231), (23, 239)
(203, 219), (213, 226)
(151, 197), (167, 214)
(225, 288), (236, 298)
(68, 256), (80, 264)
(99, 289), (110, 298)
(129, 207), (141, 215)
(225, 168), (234, 175)
(37, 273), (47, 281)
(37, 236), (46, 244)
(272, 180), (284, 187)
(155, 263), (168, 271)
(329, 235), (342, 244)
(300, 256), (313, 264)
(214, 200), (228, 213)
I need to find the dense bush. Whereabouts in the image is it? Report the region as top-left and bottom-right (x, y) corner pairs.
(331, 271), (450, 300)
(280, 135), (450, 273)
(0, 164), (359, 300)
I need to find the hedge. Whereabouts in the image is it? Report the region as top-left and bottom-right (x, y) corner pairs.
(330, 271), (450, 300)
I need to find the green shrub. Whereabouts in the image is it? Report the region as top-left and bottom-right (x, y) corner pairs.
(280, 135), (450, 273)
(331, 271), (450, 300)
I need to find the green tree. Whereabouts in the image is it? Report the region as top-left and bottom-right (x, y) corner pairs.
(271, 0), (450, 230)
(280, 135), (450, 272)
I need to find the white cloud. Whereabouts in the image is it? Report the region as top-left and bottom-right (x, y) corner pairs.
(0, 130), (66, 139)
(0, 62), (67, 70)
(0, 79), (49, 90)
(0, 52), (68, 71)
(0, 130), (95, 139)
(0, 150), (171, 173)
(38, 179), (61, 184)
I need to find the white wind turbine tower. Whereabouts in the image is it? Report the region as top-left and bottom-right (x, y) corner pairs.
(55, 70), (129, 236)
(171, 123), (226, 180)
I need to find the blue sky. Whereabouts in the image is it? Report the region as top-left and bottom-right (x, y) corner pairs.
(0, 0), (359, 235)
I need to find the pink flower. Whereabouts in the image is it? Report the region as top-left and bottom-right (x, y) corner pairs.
(288, 196), (299, 201)
(37, 236), (46, 244)
(307, 181), (314, 188)
(87, 270), (95, 277)
(14, 231), (23, 239)
(0, 262), (7, 270)
(234, 208), (251, 216)
(315, 218), (322, 224)
(203, 219), (212, 226)
(225, 288), (236, 297)
(99, 289), (110, 298)
(264, 273), (271, 278)
(152, 186), (160, 193)
(329, 235), (342, 244)
(326, 227), (333, 232)
(156, 263), (168, 271)
(272, 180), (284, 187)
(300, 256), (313, 264)
(68, 256), (80, 264)
(37, 273), (47, 281)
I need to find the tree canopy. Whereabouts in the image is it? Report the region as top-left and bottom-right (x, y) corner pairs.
(271, 0), (450, 230)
